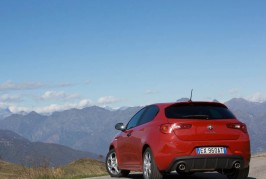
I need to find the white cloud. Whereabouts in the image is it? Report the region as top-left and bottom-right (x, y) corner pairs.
(7, 98), (93, 114)
(41, 90), (80, 100)
(97, 96), (121, 105)
(0, 94), (21, 102)
(0, 81), (45, 91)
(0, 81), (77, 91)
(0, 102), (8, 109)
(35, 104), (73, 114)
(8, 105), (29, 113)
(78, 99), (92, 107)
(0, 94), (22, 110)
(247, 92), (266, 103)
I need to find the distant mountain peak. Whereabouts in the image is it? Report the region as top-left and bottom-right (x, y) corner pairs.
(0, 108), (12, 119)
(226, 98), (261, 106)
(228, 97), (250, 103)
(28, 111), (42, 116)
(176, 98), (190, 102)
(103, 106), (118, 111)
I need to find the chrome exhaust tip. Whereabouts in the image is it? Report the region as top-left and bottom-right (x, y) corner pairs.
(178, 163), (186, 171)
(234, 162), (241, 169)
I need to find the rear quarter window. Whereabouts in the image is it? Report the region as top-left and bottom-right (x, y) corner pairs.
(126, 108), (146, 129)
(138, 105), (159, 125)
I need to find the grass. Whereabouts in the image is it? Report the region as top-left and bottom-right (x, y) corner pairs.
(0, 158), (107, 179)
(60, 158), (107, 179)
(0, 160), (25, 179)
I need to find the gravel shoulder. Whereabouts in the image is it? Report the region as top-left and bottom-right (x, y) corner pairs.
(249, 155), (266, 179)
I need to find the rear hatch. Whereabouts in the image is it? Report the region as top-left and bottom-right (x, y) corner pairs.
(165, 102), (241, 141)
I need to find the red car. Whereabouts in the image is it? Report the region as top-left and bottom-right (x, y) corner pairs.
(106, 101), (250, 179)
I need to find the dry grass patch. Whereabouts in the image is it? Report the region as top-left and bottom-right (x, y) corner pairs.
(0, 158), (107, 179)
(61, 158), (107, 178)
(252, 153), (266, 158)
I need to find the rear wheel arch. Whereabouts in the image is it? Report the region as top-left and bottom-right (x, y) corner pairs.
(109, 145), (115, 151)
(142, 144), (162, 170)
(109, 145), (120, 164)
(142, 144), (150, 166)
(142, 144), (150, 156)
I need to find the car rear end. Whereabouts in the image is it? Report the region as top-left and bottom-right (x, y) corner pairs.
(155, 102), (250, 178)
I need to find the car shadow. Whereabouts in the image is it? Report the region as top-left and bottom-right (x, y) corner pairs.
(126, 173), (256, 179)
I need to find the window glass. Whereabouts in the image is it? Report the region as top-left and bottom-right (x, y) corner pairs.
(138, 105), (159, 125)
(126, 108), (146, 129)
(165, 104), (235, 119)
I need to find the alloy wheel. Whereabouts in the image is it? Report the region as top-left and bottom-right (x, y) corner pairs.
(107, 151), (120, 175)
(143, 151), (152, 179)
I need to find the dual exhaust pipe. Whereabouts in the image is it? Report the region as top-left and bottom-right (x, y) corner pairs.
(176, 161), (241, 171)
(177, 163), (186, 171)
(234, 161), (241, 169)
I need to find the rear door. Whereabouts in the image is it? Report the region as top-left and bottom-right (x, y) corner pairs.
(117, 107), (146, 168)
(131, 105), (160, 165)
(117, 105), (159, 169)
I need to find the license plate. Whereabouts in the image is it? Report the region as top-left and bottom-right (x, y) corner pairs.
(196, 147), (226, 154)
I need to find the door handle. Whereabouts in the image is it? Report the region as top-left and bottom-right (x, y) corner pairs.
(127, 133), (131, 137)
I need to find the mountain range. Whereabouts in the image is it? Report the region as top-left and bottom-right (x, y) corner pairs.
(0, 98), (265, 158)
(0, 129), (99, 167)
(0, 106), (141, 156)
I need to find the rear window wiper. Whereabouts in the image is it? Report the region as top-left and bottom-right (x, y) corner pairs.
(181, 115), (209, 119)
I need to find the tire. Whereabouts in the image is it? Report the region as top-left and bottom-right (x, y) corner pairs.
(226, 166), (249, 179)
(106, 149), (130, 177)
(143, 148), (163, 179)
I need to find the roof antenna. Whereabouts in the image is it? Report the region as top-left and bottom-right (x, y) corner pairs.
(189, 89), (193, 102)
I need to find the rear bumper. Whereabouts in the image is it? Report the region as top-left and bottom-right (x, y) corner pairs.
(166, 155), (244, 172)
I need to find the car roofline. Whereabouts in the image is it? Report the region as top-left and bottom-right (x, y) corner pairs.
(153, 101), (227, 109)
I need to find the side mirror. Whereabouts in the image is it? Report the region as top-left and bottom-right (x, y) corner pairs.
(115, 123), (126, 131)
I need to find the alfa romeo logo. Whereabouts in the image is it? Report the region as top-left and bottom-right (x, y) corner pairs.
(208, 125), (213, 130)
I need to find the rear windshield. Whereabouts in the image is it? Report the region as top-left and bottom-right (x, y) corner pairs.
(165, 104), (236, 119)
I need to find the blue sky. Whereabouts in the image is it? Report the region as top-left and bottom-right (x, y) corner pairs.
(0, 0), (266, 113)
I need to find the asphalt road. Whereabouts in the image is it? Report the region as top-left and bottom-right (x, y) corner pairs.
(87, 156), (266, 179)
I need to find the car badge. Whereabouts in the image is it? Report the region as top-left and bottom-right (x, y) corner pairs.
(208, 125), (213, 130)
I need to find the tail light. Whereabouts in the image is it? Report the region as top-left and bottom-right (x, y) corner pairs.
(227, 123), (248, 133)
(160, 123), (192, 134)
